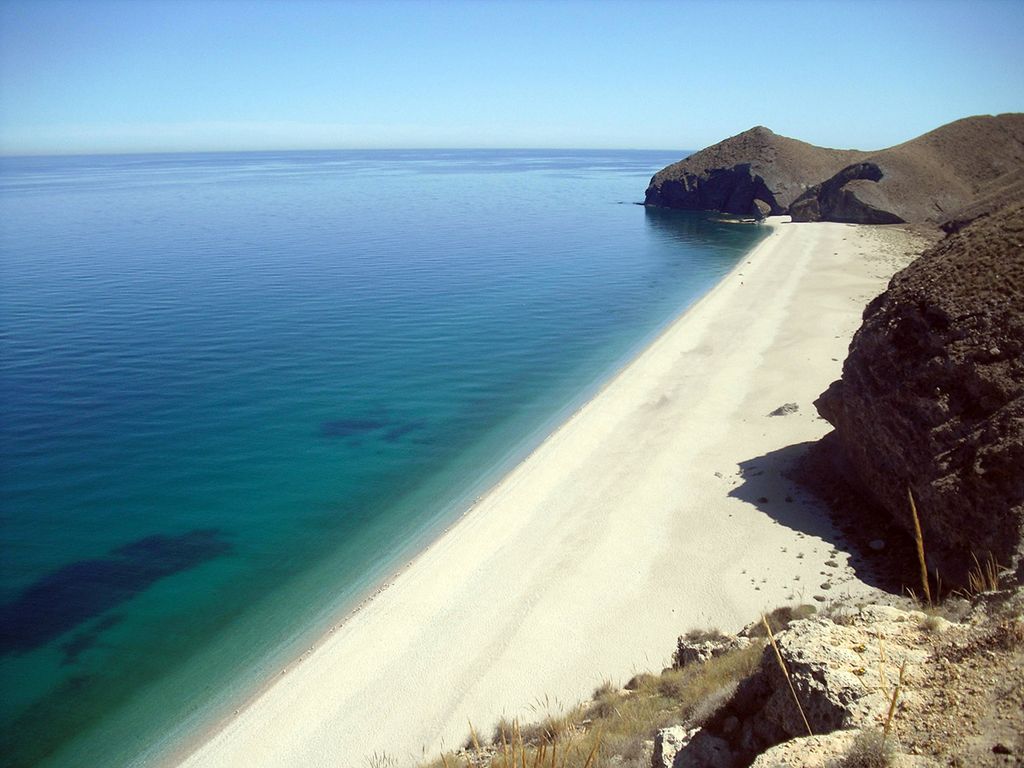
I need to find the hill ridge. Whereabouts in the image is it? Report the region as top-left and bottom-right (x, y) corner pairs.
(645, 113), (1024, 226)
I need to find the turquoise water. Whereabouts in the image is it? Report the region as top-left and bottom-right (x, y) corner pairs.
(0, 150), (765, 767)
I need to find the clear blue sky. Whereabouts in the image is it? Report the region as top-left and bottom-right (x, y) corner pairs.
(1, 0), (1022, 155)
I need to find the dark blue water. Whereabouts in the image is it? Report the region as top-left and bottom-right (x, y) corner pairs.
(0, 149), (765, 767)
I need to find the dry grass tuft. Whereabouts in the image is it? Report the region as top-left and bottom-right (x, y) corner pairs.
(681, 627), (728, 643)
(966, 552), (1001, 595)
(518, 708), (584, 746)
(367, 751), (399, 768)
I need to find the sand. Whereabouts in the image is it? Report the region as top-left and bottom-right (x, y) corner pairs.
(178, 219), (921, 768)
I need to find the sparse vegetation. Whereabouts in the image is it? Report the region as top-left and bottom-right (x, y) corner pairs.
(746, 604), (817, 637)
(680, 627), (727, 643)
(422, 579), (1023, 768)
(366, 751), (399, 768)
(834, 728), (898, 768)
(425, 642), (763, 768)
(920, 612), (945, 633)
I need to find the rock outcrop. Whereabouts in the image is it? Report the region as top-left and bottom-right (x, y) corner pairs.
(644, 126), (863, 218)
(790, 162), (905, 224)
(654, 725), (732, 768)
(815, 202), (1024, 585)
(749, 731), (938, 768)
(675, 632), (751, 667)
(667, 605), (942, 767)
(646, 114), (1024, 225)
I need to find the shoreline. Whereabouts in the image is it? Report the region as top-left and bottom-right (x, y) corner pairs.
(153, 221), (771, 768)
(177, 218), (921, 767)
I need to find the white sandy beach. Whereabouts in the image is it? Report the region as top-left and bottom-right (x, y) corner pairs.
(178, 219), (921, 768)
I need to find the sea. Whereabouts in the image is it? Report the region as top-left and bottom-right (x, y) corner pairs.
(0, 149), (766, 767)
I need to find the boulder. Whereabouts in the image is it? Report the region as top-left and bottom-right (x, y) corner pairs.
(749, 730), (938, 768)
(653, 725), (735, 768)
(679, 605), (934, 765)
(816, 202), (1024, 584)
(675, 633), (750, 667)
(653, 726), (696, 768)
(750, 611), (927, 742)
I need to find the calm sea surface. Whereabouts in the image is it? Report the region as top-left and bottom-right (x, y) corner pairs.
(0, 150), (765, 767)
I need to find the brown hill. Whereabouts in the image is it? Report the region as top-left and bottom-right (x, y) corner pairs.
(645, 114), (1024, 225)
(793, 114), (1024, 224)
(644, 126), (863, 216)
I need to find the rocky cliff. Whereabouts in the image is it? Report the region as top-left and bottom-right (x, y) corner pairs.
(643, 126), (863, 218)
(646, 114), (1024, 224)
(815, 202), (1024, 585)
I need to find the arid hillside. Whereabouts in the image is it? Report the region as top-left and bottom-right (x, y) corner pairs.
(645, 114), (1024, 225)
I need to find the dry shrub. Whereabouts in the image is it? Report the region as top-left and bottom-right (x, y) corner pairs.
(746, 604), (817, 637)
(835, 728), (898, 768)
(681, 627), (727, 643)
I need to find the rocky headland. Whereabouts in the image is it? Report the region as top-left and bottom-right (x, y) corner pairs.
(644, 114), (1024, 225)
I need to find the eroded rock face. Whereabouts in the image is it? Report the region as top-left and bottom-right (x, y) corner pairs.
(645, 163), (781, 218)
(750, 610), (927, 741)
(816, 202), (1024, 584)
(669, 605), (935, 767)
(644, 126), (863, 217)
(790, 162), (906, 224)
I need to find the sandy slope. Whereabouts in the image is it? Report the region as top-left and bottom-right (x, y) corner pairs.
(178, 219), (921, 768)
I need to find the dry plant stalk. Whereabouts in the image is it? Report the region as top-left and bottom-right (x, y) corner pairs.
(763, 614), (813, 736)
(468, 721), (482, 754)
(883, 660), (907, 739)
(907, 487), (932, 605)
(581, 734), (602, 768)
(877, 631), (890, 698)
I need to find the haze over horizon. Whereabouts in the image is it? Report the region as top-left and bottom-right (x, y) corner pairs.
(1, 0), (1022, 157)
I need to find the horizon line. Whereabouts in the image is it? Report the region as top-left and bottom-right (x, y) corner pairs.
(0, 146), (692, 161)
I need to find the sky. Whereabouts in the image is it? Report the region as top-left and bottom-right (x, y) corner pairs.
(0, 0), (1022, 155)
